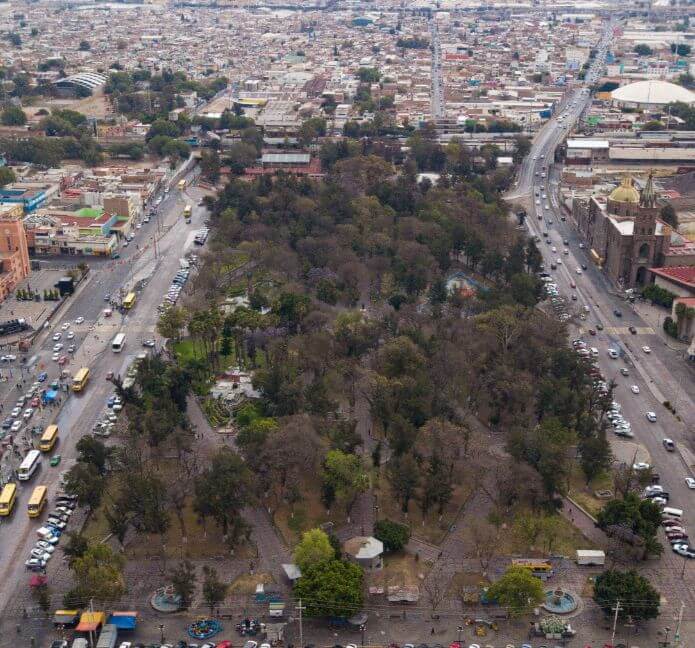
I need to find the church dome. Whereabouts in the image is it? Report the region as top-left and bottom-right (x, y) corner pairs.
(609, 176), (640, 204)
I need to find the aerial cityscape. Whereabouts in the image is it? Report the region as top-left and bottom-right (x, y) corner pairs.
(1, 0), (695, 647)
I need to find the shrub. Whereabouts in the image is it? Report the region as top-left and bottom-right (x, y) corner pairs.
(374, 519), (411, 552)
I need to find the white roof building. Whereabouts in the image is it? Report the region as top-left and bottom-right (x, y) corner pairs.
(611, 80), (695, 108)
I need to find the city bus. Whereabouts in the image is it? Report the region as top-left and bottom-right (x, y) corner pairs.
(0, 483), (17, 516)
(111, 333), (126, 353)
(511, 558), (554, 581)
(183, 205), (192, 221)
(177, 179), (186, 191)
(72, 367), (90, 392)
(18, 450), (41, 481)
(123, 292), (136, 310)
(27, 485), (48, 518)
(39, 425), (59, 452)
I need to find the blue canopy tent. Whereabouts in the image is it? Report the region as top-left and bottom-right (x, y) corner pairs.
(107, 612), (138, 630)
(41, 389), (58, 405)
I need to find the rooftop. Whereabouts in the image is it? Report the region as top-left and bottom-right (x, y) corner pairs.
(611, 80), (695, 106)
(650, 266), (695, 289)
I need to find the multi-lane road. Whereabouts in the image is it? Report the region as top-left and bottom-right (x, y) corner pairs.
(510, 28), (695, 616)
(0, 166), (209, 618)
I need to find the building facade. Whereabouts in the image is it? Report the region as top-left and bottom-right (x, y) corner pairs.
(573, 174), (669, 289)
(0, 203), (31, 302)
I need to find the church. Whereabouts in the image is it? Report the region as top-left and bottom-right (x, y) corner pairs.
(572, 174), (671, 289)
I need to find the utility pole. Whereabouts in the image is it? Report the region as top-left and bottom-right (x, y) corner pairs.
(611, 600), (622, 646)
(296, 598), (305, 648)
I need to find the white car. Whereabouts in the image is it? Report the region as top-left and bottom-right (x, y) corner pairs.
(11, 420), (22, 433)
(633, 462), (650, 471)
(52, 333), (61, 341)
(53, 343), (63, 352)
(61, 322), (70, 330)
(642, 346), (651, 354)
(35, 540), (55, 553)
(608, 349), (619, 359)
(23, 408), (34, 420)
(576, 268), (582, 275)
(631, 385), (640, 394)
(66, 331), (75, 340)
(75, 316), (85, 324)
(52, 353), (60, 361)
(685, 478), (695, 490)
(646, 411), (657, 423)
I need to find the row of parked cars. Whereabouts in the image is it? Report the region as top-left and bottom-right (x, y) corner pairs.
(26, 493), (78, 571)
(159, 266), (191, 312)
(92, 393), (123, 438)
(541, 276), (571, 323)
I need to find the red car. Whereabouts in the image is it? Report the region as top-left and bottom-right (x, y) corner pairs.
(217, 642), (233, 648)
(30, 397), (40, 408)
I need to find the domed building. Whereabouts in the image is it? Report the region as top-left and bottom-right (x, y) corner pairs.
(574, 173), (671, 288)
(611, 80), (695, 110)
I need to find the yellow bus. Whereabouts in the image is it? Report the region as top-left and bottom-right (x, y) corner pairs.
(72, 367), (90, 392)
(183, 205), (192, 221)
(0, 483), (17, 516)
(511, 558), (554, 580)
(123, 292), (136, 310)
(39, 425), (59, 452)
(177, 179), (186, 191)
(27, 485), (48, 518)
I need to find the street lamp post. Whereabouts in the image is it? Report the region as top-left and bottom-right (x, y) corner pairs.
(360, 624), (366, 648)
(159, 624), (166, 644)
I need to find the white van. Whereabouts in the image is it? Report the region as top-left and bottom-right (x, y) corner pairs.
(72, 640), (89, 648)
(662, 507), (683, 519)
(590, 347), (598, 357)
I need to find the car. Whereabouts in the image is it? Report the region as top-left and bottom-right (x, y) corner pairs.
(58, 355), (68, 366)
(620, 367), (629, 376)
(645, 485), (664, 495)
(642, 346), (651, 354)
(628, 326), (637, 334)
(30, 549), (52, 561)
(52, 333), (61, 341)
(46, 518), (66, 530)
(23, 408), (34, 420)
(66, 331), (75, 340)
(11, 406), (21, 417)
(662, 438), (675, 452)
(633, 462), (650, 471)
(68, 345), (76, 353)
(142, 339), (156, 348)
(50, 641), (69, 648)
(25, 558), (47, 571)
(673, 544), (695, 559)
(104, 294), (111, 302)
(50, 454), (62, 467)
(651, 497), (668, 506)
(613, 309), (622, 317)
(581, 264), (588, 270)
(608, 349), (619, 359)
(61, 322), (70, 331)
(631, 385), (640, 394)
(244, 642), (258, 648)
(686, 477), (695, 490)
(53, 343), (63, 352)
(1, 354), (17, 362)
(11, 420), (22, 433)
(37, 372), (48, 382)
(596, 323), (604, 331)
(75, 316), (85, 324)
(646, 411), (657, 423)
(36, 541), (56, 554)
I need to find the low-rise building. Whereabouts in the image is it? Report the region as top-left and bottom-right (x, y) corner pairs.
(0, 203), (31, 302)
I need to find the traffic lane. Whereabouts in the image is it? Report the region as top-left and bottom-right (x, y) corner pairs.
(0, 219), (195, 614)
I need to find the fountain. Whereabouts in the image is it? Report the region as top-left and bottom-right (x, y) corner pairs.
(541, 588), (578, 614)
(150, 585), (182, 613)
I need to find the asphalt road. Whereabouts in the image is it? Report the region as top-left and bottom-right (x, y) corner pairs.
(510, 27), (695, 618)
(0, 166), (209, 618)
(429, 19), (444, 120)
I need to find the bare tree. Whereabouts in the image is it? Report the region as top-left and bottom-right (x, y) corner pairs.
(470, 524), (499, 575)
(423, 568), (448, 615)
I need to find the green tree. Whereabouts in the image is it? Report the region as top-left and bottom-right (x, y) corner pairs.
(170, 560), (197, 609)
(79, 40), (91, 51)
(194, 448), (254, 544)
(71, 543), (126, 602)
(202, 565), (227, 615)
(61, 531), (89, 566)
(487, 565), (545, 616)
(200, 148), (221, 182)
(298, 117), (327, 146)
(356, 67), (380, 83)
(293, 528), (336, 571)
(593, 569), (660, 621)
(157, 305), (187, 341)
(387, 453), (420, 512)
(671, 43), (691, 56)
(322, 449), (368, 515)
(633, 44), (652, 56)
(0, 166), (16, 188)
(578, 432), (612, 484)
(76, 434), (110, 475)
(65, 463), (105, 511)
(374, 519), (411, 552)
(1, 106), (27, 126)
(293, 559), (363, 617)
